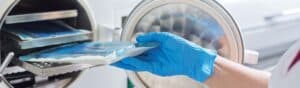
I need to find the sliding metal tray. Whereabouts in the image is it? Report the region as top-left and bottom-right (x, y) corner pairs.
(5, 9), (78, 24)
(0, 0), (97, 87)
(21, 62), (92, 77)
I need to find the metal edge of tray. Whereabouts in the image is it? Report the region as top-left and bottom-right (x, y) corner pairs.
(66, 0), (98, 87)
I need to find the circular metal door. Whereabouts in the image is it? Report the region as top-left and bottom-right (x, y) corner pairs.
(121, 0), (244, 87)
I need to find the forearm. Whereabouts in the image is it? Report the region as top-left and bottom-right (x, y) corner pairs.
(205, 56), (271, 88)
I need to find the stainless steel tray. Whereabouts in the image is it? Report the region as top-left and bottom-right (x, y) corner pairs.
(0, 0), (97, 87)
(5, 9), (78, 24)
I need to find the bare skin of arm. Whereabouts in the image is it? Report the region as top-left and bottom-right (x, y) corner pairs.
(205, 56), (271, 88)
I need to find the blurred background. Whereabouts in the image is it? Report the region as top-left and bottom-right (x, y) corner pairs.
(68, 0), (300, 88)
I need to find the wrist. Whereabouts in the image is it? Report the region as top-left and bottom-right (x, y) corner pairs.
(192, 50), (217, 82)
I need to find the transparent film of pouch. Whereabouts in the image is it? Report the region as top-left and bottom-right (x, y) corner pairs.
(20, 42), (157, 65)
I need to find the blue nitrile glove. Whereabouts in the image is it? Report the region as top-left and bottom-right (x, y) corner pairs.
(112, 32), (217, 82)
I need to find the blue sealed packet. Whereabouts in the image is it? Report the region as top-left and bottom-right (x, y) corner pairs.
(20, 41), (157, 65)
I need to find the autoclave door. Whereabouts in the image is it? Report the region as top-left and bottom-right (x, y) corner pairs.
(121, 0), (244, 87)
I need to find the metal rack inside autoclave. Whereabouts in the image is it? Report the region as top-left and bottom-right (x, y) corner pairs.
(0, 0), (97, 87)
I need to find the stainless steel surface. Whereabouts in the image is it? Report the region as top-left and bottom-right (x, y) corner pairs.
(22, 62), (92, 77)
(5, 9), (78, 24)
(121, 0), (244, 87)
(133, 3), (226, 53)
(0, 52), (14, 73)
(19, 30), (91, 49)
(2, 66), (25, 75)
(0, 0), (18, 28)
(0, 0), (97, 87)
(0, 75), (13, 88)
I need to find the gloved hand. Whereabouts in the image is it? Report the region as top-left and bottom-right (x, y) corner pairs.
(112, 32), (217, 82)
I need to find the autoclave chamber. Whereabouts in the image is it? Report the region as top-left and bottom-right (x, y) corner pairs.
(0, 0), (97, 87)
